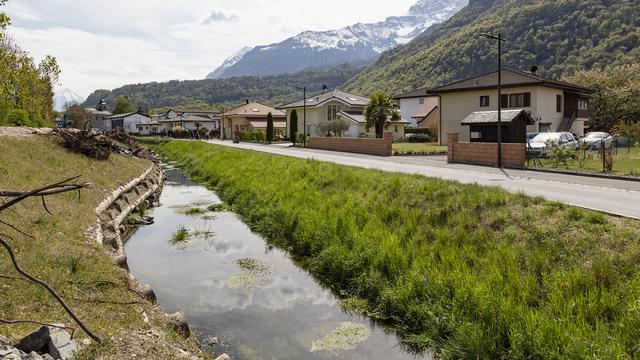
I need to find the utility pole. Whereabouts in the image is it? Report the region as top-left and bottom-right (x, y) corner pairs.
(480, 32), (506, 168)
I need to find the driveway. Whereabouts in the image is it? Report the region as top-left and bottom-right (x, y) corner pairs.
(206, 140), (640, 220)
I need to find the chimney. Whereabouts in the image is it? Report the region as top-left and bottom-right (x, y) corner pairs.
(322, 84), (328, 92)
(246, 99), (249, 105)
(530, 65), (539, 74)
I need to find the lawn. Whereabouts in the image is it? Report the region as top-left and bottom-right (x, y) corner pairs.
(392, 142), (448, 155)
(0, 136), (206, 358)
(150, 139), (640, 359)
(536, 147), (640, 176)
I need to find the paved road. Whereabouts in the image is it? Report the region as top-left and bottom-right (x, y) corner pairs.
(206, 140), (640, 220)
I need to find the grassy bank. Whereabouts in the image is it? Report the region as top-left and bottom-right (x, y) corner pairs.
(149, 139), (640, 359)
(0, 136), (206, 358)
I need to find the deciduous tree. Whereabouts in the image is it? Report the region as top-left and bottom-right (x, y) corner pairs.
(112, 96), (136, 115)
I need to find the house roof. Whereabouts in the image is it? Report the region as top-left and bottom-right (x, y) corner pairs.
(106, 111), (150, 120)
(249, 120), (287, 129)
(394, 88), (432, 99)
(337, 111), (410, 125)
(427, 69), (595, 95)
(223, 102), (285, 118)
(461, 109), (535, 126)
(158, 114), (218, 123)
(172, 108), (221, 115)
(278, 89), (369, 109)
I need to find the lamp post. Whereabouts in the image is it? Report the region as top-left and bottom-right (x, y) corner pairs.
(480, 32), (506, 168)
(295, 86), (307, 146)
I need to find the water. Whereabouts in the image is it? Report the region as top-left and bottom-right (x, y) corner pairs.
(125, 165), (427, 360)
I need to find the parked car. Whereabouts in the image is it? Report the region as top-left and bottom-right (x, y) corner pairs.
(528, 132), (578, 157)
(526, 133), (539, 142)
(580, 132), (613, 149)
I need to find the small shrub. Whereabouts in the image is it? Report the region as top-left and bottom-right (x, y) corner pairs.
(547, 140), (575, 166)
(171, 226), (189, 243)
(8, 109), (34, 127)
(565, 207), (584, 221)
(68, 256), (82, 275)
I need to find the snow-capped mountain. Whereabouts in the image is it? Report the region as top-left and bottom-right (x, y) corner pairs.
(207, 0), (468, 79)
(206, 47), (253, 79)
(53, 88), (84, 112)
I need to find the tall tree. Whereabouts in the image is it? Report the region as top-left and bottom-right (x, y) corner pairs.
(66, 104), (88, 129)
(364, 92), (400, 138)
(289, 109), (298, 145)
(266, 112), (274, 144)
(113, 96), (136, 115)
(563, 63), (640, 130)
(0, 0), (10, 30)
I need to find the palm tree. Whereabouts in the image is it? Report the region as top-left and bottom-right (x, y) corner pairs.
(364, 92), (400, 138)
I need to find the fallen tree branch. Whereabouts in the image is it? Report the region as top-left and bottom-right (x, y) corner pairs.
(0, 318), (76, 338)
(0, 175), (91, 212)
(0, 234), (101, 342)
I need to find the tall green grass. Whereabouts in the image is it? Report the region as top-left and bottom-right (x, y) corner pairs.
(151, 140), (640, 359)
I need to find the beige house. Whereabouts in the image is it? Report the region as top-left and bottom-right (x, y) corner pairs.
(154, 108), (222, 135)
(394, 91), (439, 129)
(427, 69), (594, 145)
(278, 89), (408, 140)
(222, 102), (286, 140)
(84, 100), (111, 131)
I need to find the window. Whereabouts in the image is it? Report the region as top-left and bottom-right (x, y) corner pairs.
(419, 98), (425, 105)
(327, 104), (341, 121)
(539, 123), (551, 133)
(395, 125), (398, 133)
(480, 96), (490, 107)
(505, 92), (531, 108)
(501, 94), (509, 108)
(556, 95), (562, 113)
(578, 99), (588, 110)
(471, 131), (482, 140)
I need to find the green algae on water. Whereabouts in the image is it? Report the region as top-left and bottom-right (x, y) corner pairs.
(227, 258), (275, 289)
(310, 322), (370, 352)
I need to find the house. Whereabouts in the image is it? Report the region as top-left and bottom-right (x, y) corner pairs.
(84, 100), (112, 131)
(106, 111), (151, 134)
(278, 89), (408, 140)
(154, 108), (222, 135)
(394, 90), (439, 129)
(427, 68), (594, 145)
(221, 101), (286, 140)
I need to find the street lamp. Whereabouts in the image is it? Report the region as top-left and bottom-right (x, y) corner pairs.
(480, 32), (506, 168)
(295, 86), (307, 146)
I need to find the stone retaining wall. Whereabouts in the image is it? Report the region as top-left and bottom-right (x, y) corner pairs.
(308, 133), (393, 156)
(447, 133), (526, 169)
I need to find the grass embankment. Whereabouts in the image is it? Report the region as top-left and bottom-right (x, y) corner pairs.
(537, 147), (640, 176)
(0, 136), (205, 358)
(392, 143), (447, 156)
(150, 139), (640, 359)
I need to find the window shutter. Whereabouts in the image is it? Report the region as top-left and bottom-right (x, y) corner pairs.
(500, 94), (509, 108)
(523, 93), (531, 107)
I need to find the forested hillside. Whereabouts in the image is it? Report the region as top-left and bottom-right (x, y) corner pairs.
(346, 0), (640, 95)
(84, 63), (364, 112)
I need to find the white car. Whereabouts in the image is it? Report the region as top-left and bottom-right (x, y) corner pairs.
(580, 132), (613, 149)
(528, 132), (578, 157)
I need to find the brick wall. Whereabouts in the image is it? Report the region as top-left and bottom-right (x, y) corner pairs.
(447, 133), (526, 168)
(308, 133), (393, 157)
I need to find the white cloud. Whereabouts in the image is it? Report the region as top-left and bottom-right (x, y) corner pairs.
(2, 0), (417, 98)
(202, 9), (238, 24)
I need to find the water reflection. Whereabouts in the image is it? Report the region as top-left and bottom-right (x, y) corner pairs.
(125, 165), (428, 360)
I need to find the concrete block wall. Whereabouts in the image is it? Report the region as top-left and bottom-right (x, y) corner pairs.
(447, 133), (526, 168)
(308, 133), (393, 157)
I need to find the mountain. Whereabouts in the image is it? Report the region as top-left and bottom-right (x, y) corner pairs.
(206, 47), (253, 80)
(53, 88), (84, 112)
(84, 63), (365, 112)
(207, 0), (468, 79)
(345, 0), (640, 95)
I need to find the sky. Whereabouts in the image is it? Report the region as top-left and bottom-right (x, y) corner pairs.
(3, 0), (417, 99)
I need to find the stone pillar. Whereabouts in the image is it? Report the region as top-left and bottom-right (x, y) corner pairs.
(447, 133), (459, 163)
(383, 133), (393, 157)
